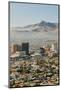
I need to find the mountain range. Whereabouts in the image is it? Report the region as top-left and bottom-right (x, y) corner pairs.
(10, 21), (58, 32)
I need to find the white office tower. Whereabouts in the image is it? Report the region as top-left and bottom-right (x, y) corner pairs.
(51, 44), (55, 52)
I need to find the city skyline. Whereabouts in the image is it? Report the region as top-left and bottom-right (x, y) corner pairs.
(10, 2), (58, 27)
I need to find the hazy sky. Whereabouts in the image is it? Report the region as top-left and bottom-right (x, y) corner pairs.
(10, 2), (58, 27)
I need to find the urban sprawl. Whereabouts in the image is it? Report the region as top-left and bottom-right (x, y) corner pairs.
(9, 42), (59, 87)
